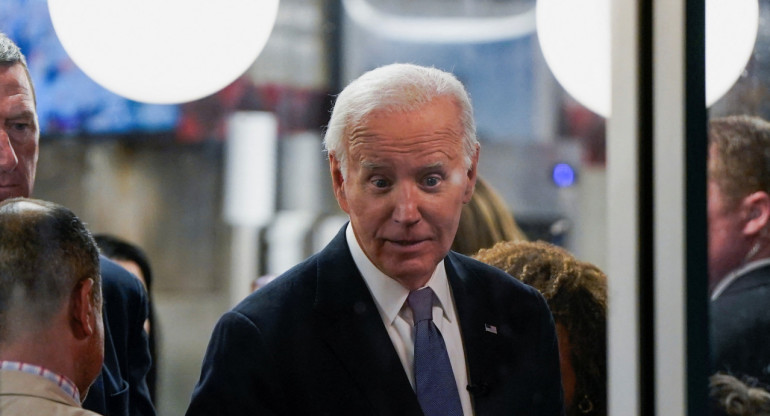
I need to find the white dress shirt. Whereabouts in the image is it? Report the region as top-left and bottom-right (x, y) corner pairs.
(346, 224), (474, 415)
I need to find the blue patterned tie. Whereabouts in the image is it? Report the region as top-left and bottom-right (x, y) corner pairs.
(407, 288), (464, 416)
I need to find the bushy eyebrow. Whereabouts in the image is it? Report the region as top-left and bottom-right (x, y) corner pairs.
(360, 160), (383, 171)
(359, 160), (446, 172)
(7, 109), (36, 121)
(421, 162), (444, 170)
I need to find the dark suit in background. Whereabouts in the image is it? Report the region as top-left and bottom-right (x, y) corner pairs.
(83, 257), (155, 416)
(186, 227), (563, 416)
(711, 262), (770, 386)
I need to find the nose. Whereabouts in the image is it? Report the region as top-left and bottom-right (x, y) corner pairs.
(392, 183), (421, 226)
(0, 130), (18, 172)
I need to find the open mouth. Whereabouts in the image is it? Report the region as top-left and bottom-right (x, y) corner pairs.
(387, 239), (428, 248)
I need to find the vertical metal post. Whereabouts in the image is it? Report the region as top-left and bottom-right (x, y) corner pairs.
(652, 0), (709, 414)
(653, 0), (687, 412)
(608, 0), (643, 414)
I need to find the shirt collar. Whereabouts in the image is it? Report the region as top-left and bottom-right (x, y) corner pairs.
(711, 257), (770, 300)
(345, 223), (456, 325)
(0, 360), (81, 403)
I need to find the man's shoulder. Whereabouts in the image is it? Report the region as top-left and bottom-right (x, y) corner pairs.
(448, 251), (538, 293)
(712, 270), (770, 325)
(0, 399), (99, 416)
(0, 371), (100, 416)
(99, 255), (146, 298)
(97, 255), (148, 331)
(447, 251), (549, 318)
(232, 253), (322, 318)
(723, 263), (770, 296)
(1, 398), (100, 416)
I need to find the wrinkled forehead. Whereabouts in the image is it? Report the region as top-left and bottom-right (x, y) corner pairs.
(350, 109), (463, 150)
(0, 69), (37, 127)
(0, 64), (34, 95)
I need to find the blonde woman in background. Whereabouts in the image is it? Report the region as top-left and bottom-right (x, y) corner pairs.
(451, 176), (528, 256)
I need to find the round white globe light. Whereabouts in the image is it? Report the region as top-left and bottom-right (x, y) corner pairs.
(48, 0), (280, 104)
(536, 0), (759, 117)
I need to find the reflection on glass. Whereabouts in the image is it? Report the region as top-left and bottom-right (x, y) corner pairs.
(708, 1), (770, 413)
(707, 115), (770, 413)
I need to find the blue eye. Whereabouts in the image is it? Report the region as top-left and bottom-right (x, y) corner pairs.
(424, 176), (440, 187)
(373, 178), (389, 188)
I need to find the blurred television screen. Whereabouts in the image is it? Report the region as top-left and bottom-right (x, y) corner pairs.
(1, 0), (179, 138)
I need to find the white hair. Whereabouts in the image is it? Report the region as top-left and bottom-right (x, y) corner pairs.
(323, 63), (478, 176)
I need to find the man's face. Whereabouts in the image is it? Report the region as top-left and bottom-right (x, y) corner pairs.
(0, 63), (39, 201)
(707, 175), (748, 288)
(331, 96), (477, 289)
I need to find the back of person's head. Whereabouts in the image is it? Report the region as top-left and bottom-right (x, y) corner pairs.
(451, 176), (527, 255)
(710, 373), (770, 416)
(0, 31), (36, 106)
(94, 234), (153, 291)
(709, 115), (770, 209)
(0, 197), (101, 343)
(474, 240), (607, 416)
(323, 63), (478, 176)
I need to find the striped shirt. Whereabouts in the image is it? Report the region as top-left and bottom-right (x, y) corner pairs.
(0, 360), (80, 403)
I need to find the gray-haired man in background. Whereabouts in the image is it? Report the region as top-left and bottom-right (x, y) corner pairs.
(0, 32), (154, 416)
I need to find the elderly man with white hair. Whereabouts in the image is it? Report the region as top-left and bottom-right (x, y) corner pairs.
(188, 63), (564, 416)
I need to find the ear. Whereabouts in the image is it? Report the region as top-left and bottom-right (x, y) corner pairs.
(70, 278), (96, 340)
(462, 145), (480, 204)
(329, 153), (350, 214)
(741, 191), (770, 236)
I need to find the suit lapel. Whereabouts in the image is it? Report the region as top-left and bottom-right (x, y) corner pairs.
(445, 253), (500, 401)
(313, 227), (423, 415)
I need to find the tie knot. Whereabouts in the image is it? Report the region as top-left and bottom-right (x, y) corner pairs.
(407, 288), (434, 323)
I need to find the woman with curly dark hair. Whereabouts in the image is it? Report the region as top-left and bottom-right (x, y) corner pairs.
(474, 240), (607, 416)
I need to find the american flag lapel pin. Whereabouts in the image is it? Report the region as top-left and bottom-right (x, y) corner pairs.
(484, 323), (497, 334)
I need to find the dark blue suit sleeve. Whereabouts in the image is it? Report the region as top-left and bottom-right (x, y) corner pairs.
(83, 256), (155, 416)
(186, 311), (282, 416)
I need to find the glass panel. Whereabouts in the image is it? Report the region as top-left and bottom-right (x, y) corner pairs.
(707, 0), (770, 413)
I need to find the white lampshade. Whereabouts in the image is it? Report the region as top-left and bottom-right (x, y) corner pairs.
(536, 0), (759, 117)
(48, 0), (280, 104)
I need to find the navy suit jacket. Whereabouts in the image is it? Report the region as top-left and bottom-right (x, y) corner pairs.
(83, 256), (155, 416)
(187, 226), (564, 415)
